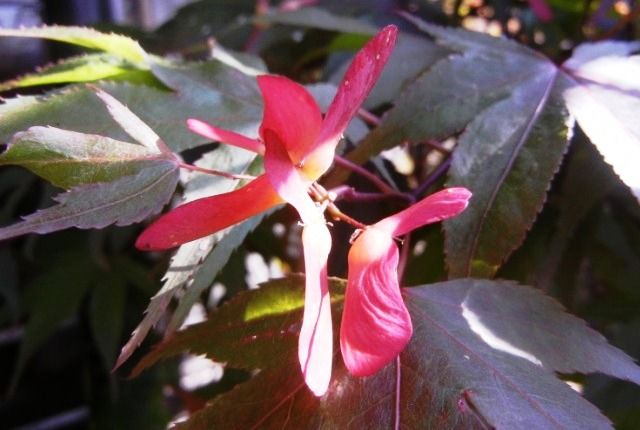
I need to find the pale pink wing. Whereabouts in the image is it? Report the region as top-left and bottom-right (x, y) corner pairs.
(186, 118), (265, 154)
(340, 228), (412, 376)
(135, 174), (282, 250)
(375, 187), (471, 237)
(262, 129), (319, 223)
(262, 129), (334, 395)
(299, 222), (333, 396)
(310, 25), (398, 161)
(257, 75), (322, 165)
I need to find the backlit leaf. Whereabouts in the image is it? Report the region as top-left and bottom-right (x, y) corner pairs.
(0, 53), (148, 91)
(0, 25), (147, 64)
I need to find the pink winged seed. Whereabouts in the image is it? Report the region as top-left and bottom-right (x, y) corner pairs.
(257, 75), (323, 166)
(186, 118), (265, 155)
(135, 174), (282, 250)
(341, 228), (412, 377)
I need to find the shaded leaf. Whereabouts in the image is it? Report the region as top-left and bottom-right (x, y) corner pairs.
(265, 7), (378, 35)
(0, 162), (179, 241)
(0, 126), (165, 188)
(345, 18), (574, 277)
(0, 247), (19, 322)
(90, 272), (126, 369)
(0, 53), (148, 91)
(167, 278), (636, 429)
(0, 25), (147, 64)
(11, 250), (95, 389)
(562, 41), (640, 202)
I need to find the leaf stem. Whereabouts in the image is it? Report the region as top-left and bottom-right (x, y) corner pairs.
(334, 155), (404, 197)
(357, 108), (381, 126)
(177, 162), (256, 181)
(329, 185), (413, 203)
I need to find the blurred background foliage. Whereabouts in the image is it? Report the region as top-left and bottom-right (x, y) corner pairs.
(1, 0), (639, 428)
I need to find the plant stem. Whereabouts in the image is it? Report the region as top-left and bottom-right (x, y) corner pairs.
(397, 232), (411, 283)
(329, 185), (412, 203)
(423, 139), (451, 154)
(177, 162), (256, 180)
(310, 183), (368, 229)
(412, 156), (452, 199)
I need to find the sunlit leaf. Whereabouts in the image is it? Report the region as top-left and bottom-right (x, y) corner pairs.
(0, 53), (148, 91)
(163, 278), (638, 429)
(132, 276), (345, 376)
(0, 58), (264, 153)
(562, 41), (640, 202)
(0, 25), (147, 64)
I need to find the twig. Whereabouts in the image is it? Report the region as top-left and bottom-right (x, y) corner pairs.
(178, 162), (256, 181)
(310, 183), (368, 229)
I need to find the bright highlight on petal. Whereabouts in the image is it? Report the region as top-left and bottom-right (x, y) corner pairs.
(135, 174), (282, 250)
(299, 222), (333, 396)
(186, 118), (265, 154)
(258, 75), (322, 165)
(307, 25), (398, 172)
(341, 228), (412, 376)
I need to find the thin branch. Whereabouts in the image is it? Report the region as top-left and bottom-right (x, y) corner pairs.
(422, 139), (451, 154)
(178, 162), (256, 181)
(357, 108), (381, 126)
(334, 156), (401, 196)
(594, 4), (640, 40)
(329, 185), (413, 203)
